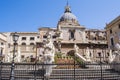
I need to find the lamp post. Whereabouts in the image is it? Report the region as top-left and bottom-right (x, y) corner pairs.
(34, 43), (39, 80)
(10, 32), (19, 80)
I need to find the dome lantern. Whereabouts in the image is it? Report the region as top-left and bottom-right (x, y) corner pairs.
(64, 2), (71, 13)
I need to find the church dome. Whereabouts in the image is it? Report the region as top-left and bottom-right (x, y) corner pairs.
(58, 4), (80, 26)
(60, 12), (77, 22)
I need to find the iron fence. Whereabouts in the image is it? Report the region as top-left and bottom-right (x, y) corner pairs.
(0, 62), (120, 80)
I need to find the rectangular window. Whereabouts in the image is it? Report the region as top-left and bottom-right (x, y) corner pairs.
(22, 37), (26, 40)
(30, 37), (34, 40)
(0, 49), (3, 55)
(37, 36), (39, 38)
(1, 42), (4, 45)
(43, 35), (47, 38)
(118, 24), (120, 29)
(110, 38), (114, 46)
(110, 29), (112, 34)
(8, 43), (10, 48)
(69, 29), (75, 40)
(21, 55), (24, 58)
(52, 35), (57, 38)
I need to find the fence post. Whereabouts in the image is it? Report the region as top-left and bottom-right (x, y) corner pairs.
(100, 58), (103, 80)
(98, 52), (103, 80)
(0, 61), (2, 80)
(74, 55), (75, 80)
(34, 62), (36, 80)
(42, 63), (44, 80)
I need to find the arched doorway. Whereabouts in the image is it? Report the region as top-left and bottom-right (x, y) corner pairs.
(67, 50), (75, 56)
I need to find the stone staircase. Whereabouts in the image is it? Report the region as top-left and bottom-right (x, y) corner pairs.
(50, 68), (120, 80)
(0, 64), (120, 80)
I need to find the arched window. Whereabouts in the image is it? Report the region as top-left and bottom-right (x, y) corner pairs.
(110, 38), (114, 46)
(71, 32), (74, 38)
(29, 43), (35, 51)
(0, 48), (3, 55)
(15, 43), (18, 45)
(94, 37), (97, 40)
(21, 43), (26, 51)
(107, 52), (109, 56)
(30, 43), (34, 45)
(98, 52), (101, 57)
(21, 43), (26, 45)
(69, 29), (75, 40)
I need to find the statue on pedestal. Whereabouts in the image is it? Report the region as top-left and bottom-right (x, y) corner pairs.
(42, 32), (55, 79)
(74, 44), (79, 54)
(108, 49), (114, 63)
(7, 53), (11, 62)
(74, 44), (91, 62)
(110, 42), (120, 71)
(85, 47), (91, 62)
(15, 51), (21, 62)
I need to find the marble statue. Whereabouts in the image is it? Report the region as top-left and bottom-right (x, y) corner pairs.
(42, 32), (55, 79)
(108, 49), (114, 63)
(74, 44), (86, 61)
(7, 53), (11, 62)
(74, 44), (91, 62)
(110, 43), (120, 72)
(85, 47), (91, 62)
(74, 44), (79, 54)
(110, 43), (120, 63)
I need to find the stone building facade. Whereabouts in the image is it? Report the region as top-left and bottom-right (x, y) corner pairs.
(1, 32), (39, 62)
(106, 16), (120, 71)
(106, 16), (120, 50)
(38, 4), (108, 63)
(0, 4), (109, 63)
(0, 33), (7, 61)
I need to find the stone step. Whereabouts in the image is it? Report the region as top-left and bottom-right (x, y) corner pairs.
(1, 68), (120, 80)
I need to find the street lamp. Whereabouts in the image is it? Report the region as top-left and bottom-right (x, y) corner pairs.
(10, 32), (19, 80)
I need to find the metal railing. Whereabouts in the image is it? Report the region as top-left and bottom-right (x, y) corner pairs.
(0, 62), (120, 80)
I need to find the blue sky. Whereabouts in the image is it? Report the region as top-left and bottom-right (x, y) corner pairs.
(0, 0), (120, 32)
